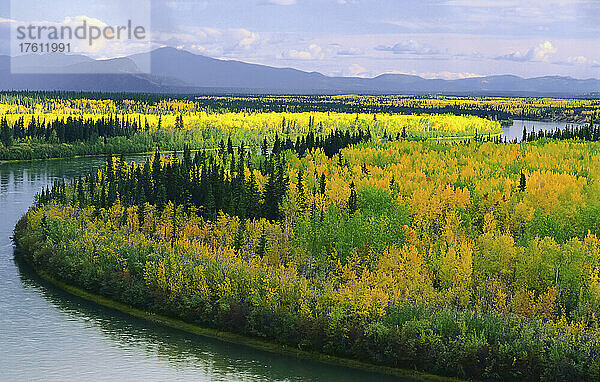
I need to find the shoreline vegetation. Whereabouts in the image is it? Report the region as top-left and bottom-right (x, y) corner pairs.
(16, 259), (454, 382)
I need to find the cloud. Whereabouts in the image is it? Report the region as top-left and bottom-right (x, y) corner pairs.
(375, 40), (440, 55)
(553, 55), (599, 66)
(345, 64), (370, 77)
(446, 0), (591, 6)
(383, 70), (483, 80)
(427, 71), (483, 80)
(565, 56), (588, 65)
(230, 28), (261, 51)
(154, 27), (261, 56)
(495, 41), (556, 62)
(280, 44), (324, 60)
(336, 47), (363, 56)
(164, 1), (208, 11)
(262, 0), (296, 5)
(443, 0), (517, 6)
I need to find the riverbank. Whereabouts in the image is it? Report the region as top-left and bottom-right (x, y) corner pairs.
(14, 251), (455, 382)
(0, 146), (224, 164)
(0, 130), (207, 162)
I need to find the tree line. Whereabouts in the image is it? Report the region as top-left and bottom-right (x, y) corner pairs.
(38, 147), (288, 221)
(522, 121), (600, 142)
(0, 114), (145, 146)
(36, 123), (370, 223)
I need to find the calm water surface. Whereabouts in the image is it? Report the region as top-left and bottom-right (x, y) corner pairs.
(0, 155), (408, 382)
(501, 119), (583, 142)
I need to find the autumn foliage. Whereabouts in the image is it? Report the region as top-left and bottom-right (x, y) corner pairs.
(14, 134), (600, 381)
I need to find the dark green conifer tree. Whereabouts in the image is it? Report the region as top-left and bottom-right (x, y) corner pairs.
(348, 181), (358, 214)
(245, 170), (260, 219)
(256, 229), (267, 257)
(0, 117), (12, 147)
(227, 136), (234, 155)
(519, 172), (526, 192)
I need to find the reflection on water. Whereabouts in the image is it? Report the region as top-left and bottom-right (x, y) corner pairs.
(0, 155), (408, 382)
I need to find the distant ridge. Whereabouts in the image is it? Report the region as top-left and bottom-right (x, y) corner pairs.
(1, 47), (599, 96)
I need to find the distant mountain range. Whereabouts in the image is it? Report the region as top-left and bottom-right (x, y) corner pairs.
(1, 47), (600, 96)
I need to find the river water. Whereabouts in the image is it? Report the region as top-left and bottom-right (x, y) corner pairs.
(0, 155), (406, 382)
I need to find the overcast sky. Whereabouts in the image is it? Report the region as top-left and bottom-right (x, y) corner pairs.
(2, 0), (600, 79)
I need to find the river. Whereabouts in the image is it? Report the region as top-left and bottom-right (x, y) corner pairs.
(0, 155), (407, 382)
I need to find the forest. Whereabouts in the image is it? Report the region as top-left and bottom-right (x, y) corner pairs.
(15, 133), (600, 380)
(3, 92), (599, 162)
(2, 91), (599, 121)
(9, 93), (600, 380)
(0, 92), (502, 161)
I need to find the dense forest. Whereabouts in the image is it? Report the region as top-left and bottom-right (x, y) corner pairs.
(2, 91), (599, 121)
(523, 123), (600, 142)
(15, 135), (600, 381)
(0, 94), (500, 161)
(3, 92), (599, 162)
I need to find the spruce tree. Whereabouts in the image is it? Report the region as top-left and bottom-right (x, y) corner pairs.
(227, 136), (234, 155)
(273, 133), (281, 155)
(0, 117), (12, 147)
(219, 139), (226, 157)
(245, 170), (260, 219)
(519, 172), (526, 192)
(297, 168), (306, 214)
(263, 172), (278, 220)
(156, 183), (167, 210)
(261, 137), (268, 156)
(348, 181), (358, 214)
(206, 186), (216, 220)
(256, 230), (267, 257)
(233, 221), (245, 251)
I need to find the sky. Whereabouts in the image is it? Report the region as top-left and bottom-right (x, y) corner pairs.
(1, 0), (600, 79)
